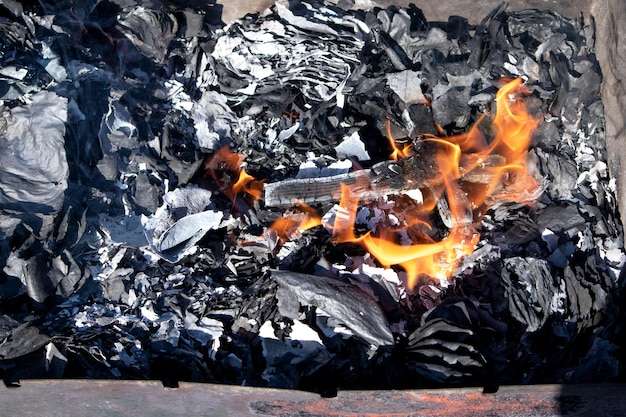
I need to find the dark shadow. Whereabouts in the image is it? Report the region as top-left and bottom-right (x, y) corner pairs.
(170, 0), (224, 26)
(558, 384), (626, 416)
(557, 266), (626, 415)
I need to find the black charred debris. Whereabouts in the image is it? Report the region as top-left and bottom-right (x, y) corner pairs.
(1, 0), (625, 392)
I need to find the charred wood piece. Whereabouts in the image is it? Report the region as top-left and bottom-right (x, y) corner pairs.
(263, 153), (506, 207)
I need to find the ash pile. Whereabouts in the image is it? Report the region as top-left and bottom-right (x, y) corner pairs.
(1, 0), (625, 391)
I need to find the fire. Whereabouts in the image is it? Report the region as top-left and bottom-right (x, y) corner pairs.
(205, 147), (264, 205)
(267, 202), (322, 242)
(205, 147), (320, 245)
(387, 119), (413, 161)
(491, 78), (540, 160)
(332, 78), (541, 288)
(208, 80), (540, 289)
(232, 170), (264, 202)
(446, 78), (541, 204)
(331, 184), (479, 286)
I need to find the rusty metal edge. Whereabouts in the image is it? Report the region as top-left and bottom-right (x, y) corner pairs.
(1, 380), (625, 417)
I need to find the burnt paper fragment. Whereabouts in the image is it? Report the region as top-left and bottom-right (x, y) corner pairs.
(98, 98), (139, 155)
(500, 257), (560, 332)
(142, 185), (223, 262)
(3, 244), (54, 305)
(272, 270), (394, 347)
(131, 172), (162, 215)
(44, 342), (67, 378)
(191, 90), (238, 152)
(405, 313), (486, 384)
(258, 319), (331, 389)
(0, 91), (68, 237)
(563, 254), (612, 327)
(386, 70), (427, 105)
(47, 249), (88, 299)
(0, 315), (20, 342)
(210, 1), (363, 103)
(565, 337), (620, 382)
(431, 84), (472, 129)
(0, 322), (50, 361)
(116, 7), (178, 64)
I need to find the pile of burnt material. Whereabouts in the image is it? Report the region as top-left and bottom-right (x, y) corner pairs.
(1, 0), (624, 392)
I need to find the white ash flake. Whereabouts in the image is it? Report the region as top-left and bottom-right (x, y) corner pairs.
(356, 206), (384, 233)
(335, 131), (371, 161)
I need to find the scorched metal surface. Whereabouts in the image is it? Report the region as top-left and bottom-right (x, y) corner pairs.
(1, 381), (625, 416)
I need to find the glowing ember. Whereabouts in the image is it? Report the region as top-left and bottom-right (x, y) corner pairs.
(331, 78), (541, 288)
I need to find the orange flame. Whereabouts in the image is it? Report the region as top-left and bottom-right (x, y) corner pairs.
(205, 148), (318, 245)
(331, 78), (541, 288)
(233, 170), (264, 202)
(268, 202), (322, 243)
(387, 119), (413, 161)
(205, 147), (264, 205)
(491, 78), (540, 161)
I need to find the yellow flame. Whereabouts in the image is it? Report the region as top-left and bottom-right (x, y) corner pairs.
(330, 78), (541, 288)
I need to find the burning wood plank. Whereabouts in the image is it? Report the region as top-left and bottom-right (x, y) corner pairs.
(263, 153), (506, 207)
